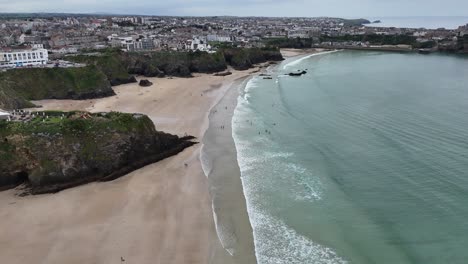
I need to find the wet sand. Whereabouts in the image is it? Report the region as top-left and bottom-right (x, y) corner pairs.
(201, 76), (257, 264)
(0, 70), (256, 264)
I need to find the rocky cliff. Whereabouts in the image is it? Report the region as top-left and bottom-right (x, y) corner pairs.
(0, 65), (114, 110)
(0, 111), (196, 194)
(0, 49), (283, 110)
(69, 50), (227, 79)
(69, 48), (282, 78)
(123, 51), (228, 77)
(67, 52), (138, 85)
(221, 48), (284, 70)
(0, 86), (35, 110)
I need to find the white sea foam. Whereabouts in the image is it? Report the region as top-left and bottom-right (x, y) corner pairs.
(232, 74), (346, 263)
(249, 209), (348, 264)
(235, 139), (347, 264)
(241, 77), (260, 101)
(283, 50), (340, 69)
(212, 201), (236, 256)
(285, 163), (323, 201)
(199, 145), (212, 178)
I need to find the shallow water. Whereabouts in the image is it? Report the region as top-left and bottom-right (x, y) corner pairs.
(233, 51), (468, 263)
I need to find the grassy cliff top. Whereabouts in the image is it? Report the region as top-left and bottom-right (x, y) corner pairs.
(0, 111), (155, 137)
(0, 111), (195, 193)
(0, 65), (111, 101)
(67, 53), (132, 81)
(0, 86), (35, 110)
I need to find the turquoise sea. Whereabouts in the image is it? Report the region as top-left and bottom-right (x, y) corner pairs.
(232, 51), (468, 263)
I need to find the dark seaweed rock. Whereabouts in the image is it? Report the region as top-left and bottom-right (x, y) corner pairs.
(289, 70), (307, 76)
(214, 71), (232, 76)
(110, 76), (137, 86)
(139, 79), (153, 87)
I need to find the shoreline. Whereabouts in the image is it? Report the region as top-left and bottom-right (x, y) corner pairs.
(0, 70), (256, 264)
(201, 75), (257, 264)
(0, 49), (315, 264)
(201, 48), (325, 264)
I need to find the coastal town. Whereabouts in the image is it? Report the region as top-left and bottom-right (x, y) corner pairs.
(1, 11), (468, 264)
(1, 14), (467, 123)
(1, 14), (468, 69)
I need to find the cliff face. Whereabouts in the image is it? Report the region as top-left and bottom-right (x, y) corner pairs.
(0, 49), (283, 110)
(0, 112), (196, 194)
(69, 49), (282, 79)
(67, 53), (138, 85)
(0, 66), (114, 106)
(122, 51), (227, 77)
(69, 50), (227, 79)
(0, 86), (35, 110)
(222, 48), (284, 70)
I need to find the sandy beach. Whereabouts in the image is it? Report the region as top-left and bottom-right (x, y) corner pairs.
(201, 76), (257, 264)
(281, 48), (326, 58)
(0, 49), (313, 264)
(0, 68), (259, 264)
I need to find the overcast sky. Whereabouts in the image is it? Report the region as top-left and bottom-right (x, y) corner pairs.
(1, 0), (468, 17)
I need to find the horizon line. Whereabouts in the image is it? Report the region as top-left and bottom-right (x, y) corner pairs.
(1, 12), (468, 19)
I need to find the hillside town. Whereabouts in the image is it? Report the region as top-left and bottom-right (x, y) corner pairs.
(0, 14), (467, 68)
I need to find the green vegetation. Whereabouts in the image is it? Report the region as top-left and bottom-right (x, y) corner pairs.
(0, 66), (113, 110)
(264, 34), (419, 49)
(0, 111), (154, 136)
(264, 37), (315, 49)
(68, 50), (228, 79)
(68, 52), (133, 84)
(341, 18), (371, 26)
(0, 48), (283, 110)
(0, 111), (195, 193)
(221, 47), (283, 70)
(319, 34), (417, 46)
(129, 50), (227, 76)
(0, 85), (35, 110)
(0, 65), (112, 101)
(70, 48), (282, 78)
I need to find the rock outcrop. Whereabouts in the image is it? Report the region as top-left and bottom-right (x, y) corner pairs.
(110, 76), (137, 86)
(289, 70), (308, 76)
(222, 48), (284, 70)
(0, 111), (196, 194)
(0, 66), (115, 110)
(0, 86), (35, 110)
(0, 49), (285, 111)
(139, 79), (153, 87)
(69, 48), (282, 79)
(214, 71), (232, 76)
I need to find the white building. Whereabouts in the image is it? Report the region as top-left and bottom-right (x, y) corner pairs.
(207, 35), (232, 42)
(0, 45), (48, 68)
(0, 110), (10, 120)
(188, 37), (211, 51)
